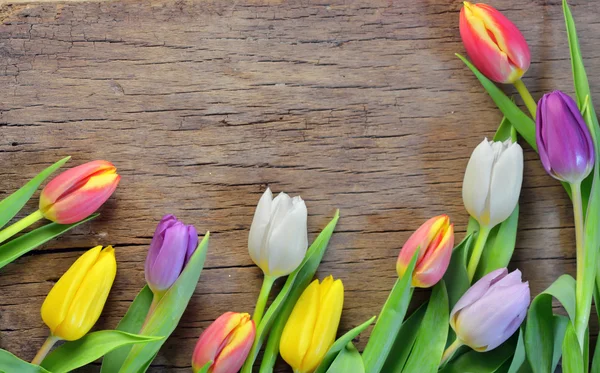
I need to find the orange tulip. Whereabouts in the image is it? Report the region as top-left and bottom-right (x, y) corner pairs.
(40, 160), (120, 224)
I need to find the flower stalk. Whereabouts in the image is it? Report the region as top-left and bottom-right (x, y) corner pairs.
(0, 210), (44, 245)
(440, 339), (463, 366)
(252, 274), (276, 325)
(513, 79), (537, 118)
(31, 335), (59, 365)
(466, 226), (491, 282)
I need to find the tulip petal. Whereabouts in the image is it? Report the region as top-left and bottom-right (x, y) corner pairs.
(145, 215), (179, 276)
(248, 188), (273, 268)
(193, 312), (248, 371)
(463, 139), (495, 222)
(213, 318), (255, 373)
(53, 246), (117, 341)
(41, 246), (102, 335)
(147, 222), (188, 292)
(413, 224), (454, 288)
(487, 141), (523, 227)
(185, 225), (199, 266)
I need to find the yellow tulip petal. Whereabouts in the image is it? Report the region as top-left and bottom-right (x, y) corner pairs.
(41, 246), (102, 334)
(280, 279), (321, 371)
(54, 246), (117, 340)
(300, 279), (344, 372)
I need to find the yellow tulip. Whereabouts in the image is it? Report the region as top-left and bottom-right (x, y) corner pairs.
(280, 275), (344, 373)
(41, 245), (117, 341)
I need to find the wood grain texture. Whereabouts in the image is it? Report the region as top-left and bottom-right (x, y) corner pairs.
(0, 0), (598, 371)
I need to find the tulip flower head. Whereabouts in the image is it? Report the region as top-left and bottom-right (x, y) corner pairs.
(396, 215), (454, 288)
(145, 215), (198, 295)
(41, 246), (117, 341)
(450, 268), (530, 352)
(192, 312), (255, 373)
(39, 160), (120, 224)
(460, 2), (530, 84)
(463, 138), (523, 229)
(536, 91), (595, 184)
(280, 276), (344, 373)
(248, 188), (308, 278)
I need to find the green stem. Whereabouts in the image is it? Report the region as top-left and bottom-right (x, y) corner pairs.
(572, 182), (589, 348)
(31, 334), (59, 365)
(513, 79), (537, 119)
(141, 292), (162, 330)
(252, 274), (276, 326)
(466, 226), (492, 282)
(440, 339), (463, 366)
(0, 210), (44, 245)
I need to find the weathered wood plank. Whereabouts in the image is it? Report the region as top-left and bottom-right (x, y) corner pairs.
(0, 0), (598, 371)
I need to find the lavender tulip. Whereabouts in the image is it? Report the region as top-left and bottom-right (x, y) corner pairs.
(536, 91), (595, 184)
(145, 214), (198, 294)
(450, 268), (530, 352)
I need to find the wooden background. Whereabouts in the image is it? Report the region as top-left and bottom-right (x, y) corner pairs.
(0, 0), (598, 371)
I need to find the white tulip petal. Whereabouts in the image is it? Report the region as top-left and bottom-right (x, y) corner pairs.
(266, 198), (308, 277)
(462, 139), (495, 222)
(248, 188), (273, 268)
(487, 142), (523, 227)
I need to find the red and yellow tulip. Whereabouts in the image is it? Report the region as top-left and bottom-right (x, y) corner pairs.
(40, 160), (120, 224)
(192, 312), (255, 373)
(459, 2), (530, 84)
(396, 215), (454, 288)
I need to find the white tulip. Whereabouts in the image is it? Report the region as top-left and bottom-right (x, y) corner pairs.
(462, 138), (523, 228)
(248, 188), (308, 278)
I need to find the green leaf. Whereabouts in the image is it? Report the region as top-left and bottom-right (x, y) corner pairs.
(456, 53), (537, 150)
(101, 286), (154, 373)
(326, 343), (365, 373)
(381, 304), (427, 373)
(562, 323), (584, 373)
(402, 281), (449, 373)
(196, 362), (212, 373)
(0, 214), (98, 270)
(0, 349), (49, 373)
(438, 333), (518, 373)
(444, 234), (472, 310)
(507, 328), (527, 373)
(314, 316), (376, 373)
(251, 211), (340, 373)
(0, 156), (70, 229)
(118, 233), (210, 373)
(591, 326), (600, 373)
(525, 275), (575, 373)
(41, 331), (162, 373)
(361, 251), (418, 373)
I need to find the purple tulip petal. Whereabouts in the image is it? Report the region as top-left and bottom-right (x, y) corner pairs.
(146, 221), (188, 292)
(184, 225), (199, 266)
(144, 215), (178, 275)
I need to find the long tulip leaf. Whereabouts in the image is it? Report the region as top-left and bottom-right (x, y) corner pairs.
(507, 328), (527, 373)
(41, 331), (162, 373)
(0, 349), (49, 373)
(438, 332), (518, 373)
(381, 303), (426, 373)
(100, 286), (154, 373)
(402, 281), (449, 373)
(314, 316), (376, 373)
(249, 210), (340, 373)
(326, 343), (365, 373)
(118, 233), (210, 373)
(0, 214), (98, 270)
(562, 323), (584, 373)
(0, 156), (70, 230)
(361, 250), (418, 373)
(456, 53), (536, 150)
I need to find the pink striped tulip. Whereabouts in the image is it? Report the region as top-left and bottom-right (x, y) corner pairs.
(459, 2), (530, 84)
(192, 312), (256, 373)
(40, 160), (120, 224)
(396, 215), (454, 288)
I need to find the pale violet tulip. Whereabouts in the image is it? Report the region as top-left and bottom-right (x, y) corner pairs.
(248, 188), (308, 278)
(462, 138), (523, 229)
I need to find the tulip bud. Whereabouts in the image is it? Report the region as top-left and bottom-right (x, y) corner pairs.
(40, 160), (120, 224)
(459, 2), (530, 84)
(191, 312), (255, 373)
(248, 188), (308, 278)
(396, 215), (454, 288)
(450, 268), (530, 352)
(145, 215), (198, 294)
(536, 91), (595, 184)
(41, 246), (117, 341)
(463, 138), (523, 229)
(280, 276), (344, 373)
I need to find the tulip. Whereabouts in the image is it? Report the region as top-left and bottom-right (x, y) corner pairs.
(459, 2), (529, 84)
(536, 91), (594, 184)
(463, 138), (523, 280)
(248, 187), (308, 324)
(396, 215), (454, 288)
(191, 312), (255, 373)
(40, 160), (120, 224)
(280, 276), (344, 373)
(33, 246), (117, 365)
(441, 268), (529, 363)
(145, 214), (199, 295)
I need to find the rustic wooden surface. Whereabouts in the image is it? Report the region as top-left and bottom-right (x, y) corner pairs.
(0, 0), (598, 371)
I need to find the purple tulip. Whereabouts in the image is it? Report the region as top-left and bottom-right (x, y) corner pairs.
(450, 268), (530, 352)
(145, 215), (199, 294)
(536, 91), (595, 184)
